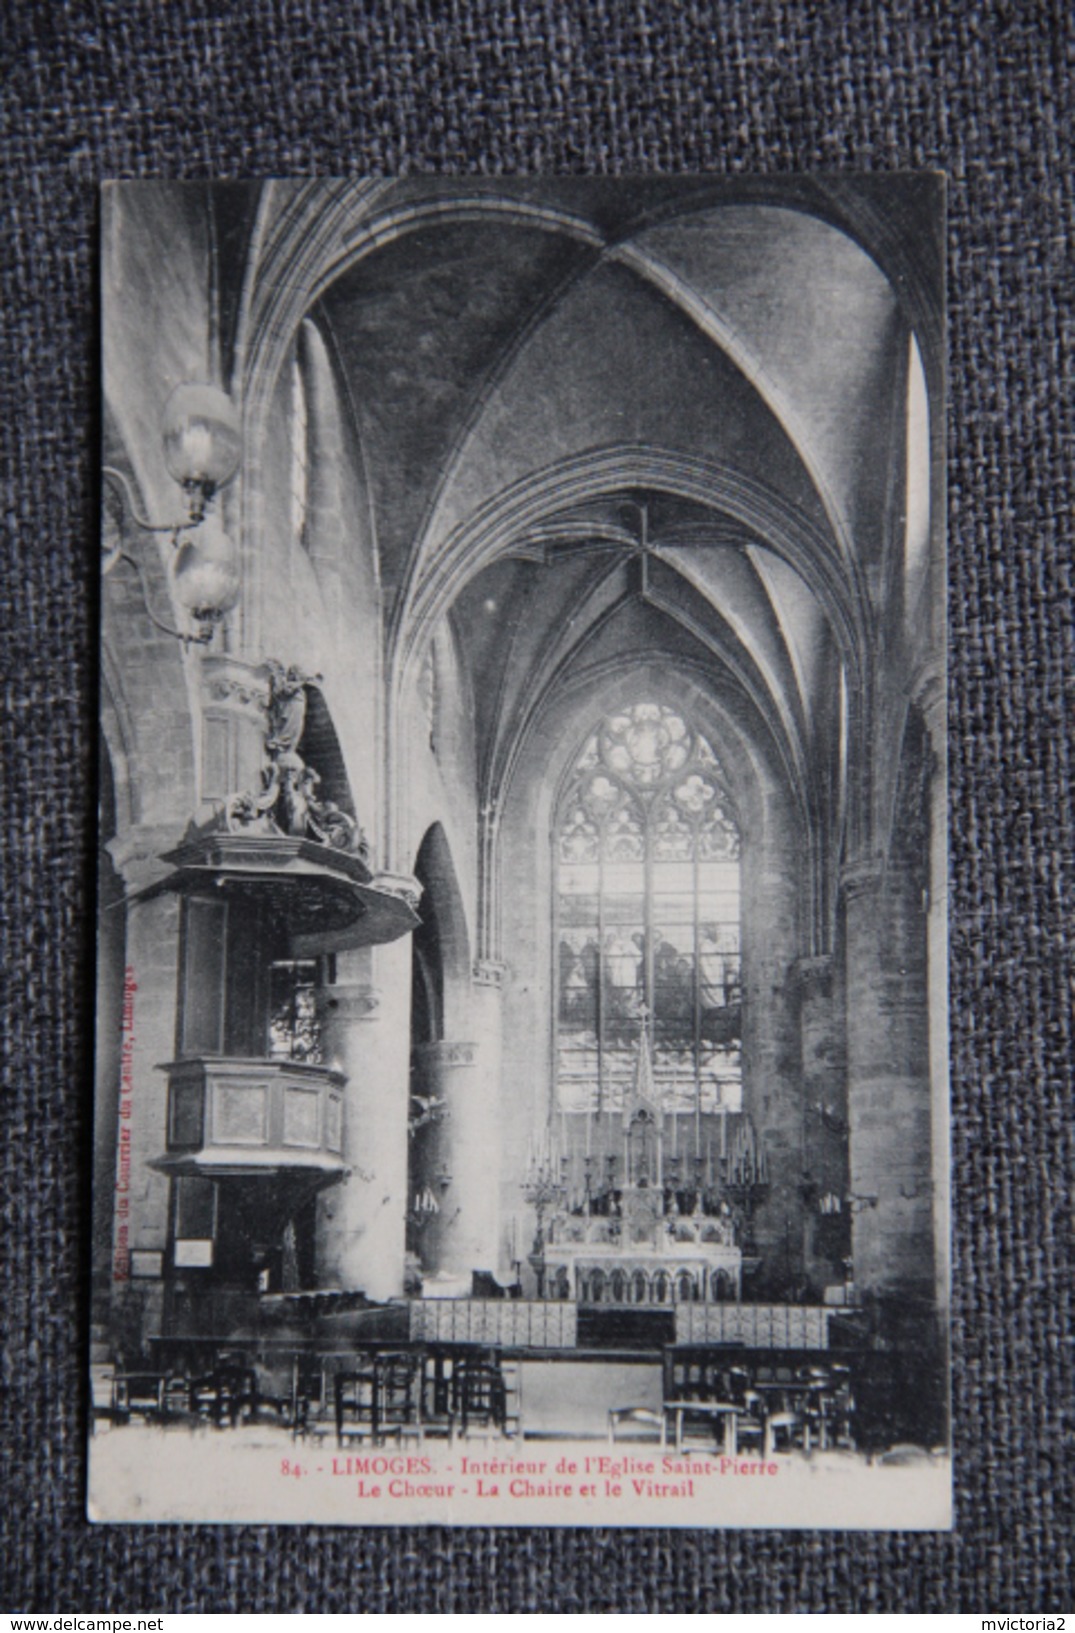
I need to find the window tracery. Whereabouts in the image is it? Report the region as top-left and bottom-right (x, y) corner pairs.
(556, 702), (741, 1118)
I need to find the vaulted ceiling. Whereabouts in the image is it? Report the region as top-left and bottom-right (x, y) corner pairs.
(230, 177), (937, 829)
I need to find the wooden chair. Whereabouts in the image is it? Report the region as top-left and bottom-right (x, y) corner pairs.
(763, 1408), (802, 1456)
(292, 1357), (338, 1441)
(455, 1358), (507, 1440)
(189, 1363), (257, 1426)
(335, 1368), (378, 1447)
(800, 1367), (855, 1451)
(112, 1371), (166, 1423)
(420, 1349), (458, 1441)
(91, 1364), (119, 1431)
(375, 1352), (423, 1446)
(821, 1364), (856, 1449)
(795, 1364), (837, 1451)
(500, 1356), (523, 1440)
(252, 1357), (301, 1428)
(665, 1350), (737, 1405)
(664, 1355), (764, 1455)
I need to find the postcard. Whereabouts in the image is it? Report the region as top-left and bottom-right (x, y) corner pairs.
(90, 175), (949, 1528)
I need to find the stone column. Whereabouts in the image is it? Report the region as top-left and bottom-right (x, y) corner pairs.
(794, 955), (849, 1292)
(104, 823), (186, 1353)
(410, 1041), (475, 1278)
(842, 857), (933, 1301)
(740, 827), (805, 1297)
(412, 965), (502, 1281)
(316, 938), (412, 1302)
(466, 960), (504, 1274)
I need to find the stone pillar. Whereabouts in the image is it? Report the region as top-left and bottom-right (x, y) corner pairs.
(740, 828), (805, 1297)
(412, 967), (502, 1281)
(467, 960), (504, 1274)
(316, 938), (412, 1302)
(411, 1041), (475, 1278)
(794, 955), (849, 1292)
(105, 824), (186, 1354)
(842, 857), (933, 1301)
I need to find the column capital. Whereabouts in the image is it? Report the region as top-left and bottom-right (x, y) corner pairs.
(413, 1039), (477, 1069)
(320, 982), (381, 1024)
(472, 958), (507, 989)
(840, 856), (885, 903)
(108, 822), (187, 893)
(793, 953), (834, 990)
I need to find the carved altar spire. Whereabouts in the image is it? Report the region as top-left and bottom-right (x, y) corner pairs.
(625, 1004), (660, 1122)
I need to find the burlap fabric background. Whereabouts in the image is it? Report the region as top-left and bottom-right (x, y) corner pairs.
(1, 0), (1071, 1612)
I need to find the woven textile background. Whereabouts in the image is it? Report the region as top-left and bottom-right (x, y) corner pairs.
(1, 0), (1071, 1612)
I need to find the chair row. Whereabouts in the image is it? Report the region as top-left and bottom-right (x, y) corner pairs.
(609, 1358), (856, 1456)
(107, 1360), (279, 1428)
(335, 1350), (516, 1447)
(102, 1347), (520, 1444)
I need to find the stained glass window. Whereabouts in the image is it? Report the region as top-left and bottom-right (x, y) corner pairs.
(555, 702), (741, 1116)
(268, 960), (322, 1063)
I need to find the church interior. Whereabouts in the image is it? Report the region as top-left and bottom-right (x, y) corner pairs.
(94, 176), (947, 1455)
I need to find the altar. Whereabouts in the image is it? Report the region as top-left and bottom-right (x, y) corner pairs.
(527, 1015), (755, 1310)
(541, 1185), (743, 1307)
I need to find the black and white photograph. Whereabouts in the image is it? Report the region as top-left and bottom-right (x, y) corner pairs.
(91, 176), (949, 1528)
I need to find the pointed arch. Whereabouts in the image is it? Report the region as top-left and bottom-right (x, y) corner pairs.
(413, 823), (471, 1022)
